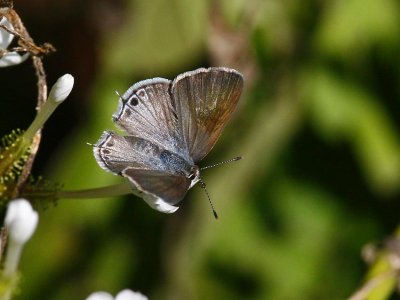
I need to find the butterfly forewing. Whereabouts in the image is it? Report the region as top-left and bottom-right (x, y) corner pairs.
(171, 67), (243, 163)
(113, 78), (188, 157)
(122, 168), (191, 205)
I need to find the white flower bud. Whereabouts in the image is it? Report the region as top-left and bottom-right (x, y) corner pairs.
(48, 74), (74, 103)
(5, 198), (38, 244)
(115, 289), (148, 300)
(23, 74), (75, 142)
(86, 291), (114, 300)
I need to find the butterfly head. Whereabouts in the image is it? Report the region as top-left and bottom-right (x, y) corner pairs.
(188, 165), (201, 188)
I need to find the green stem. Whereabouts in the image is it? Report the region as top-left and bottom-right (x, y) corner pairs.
(22, 99), (59, 142)
(57, 182), (132, 199)
(1, 239), (23, 300)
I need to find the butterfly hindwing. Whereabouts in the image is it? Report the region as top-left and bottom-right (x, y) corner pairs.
(122, 168), (191, 205)
(93, 131), (167, 174)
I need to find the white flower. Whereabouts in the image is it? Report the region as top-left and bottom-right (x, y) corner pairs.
(86, 291), (114, 300)
(0, 17), (13, 49)
(86, 290), (148, 300)
(0, 17), (29, 67)
(5, 198), (38, 244)
(48, 74), (74, 103)
(115, 289), (148, 300)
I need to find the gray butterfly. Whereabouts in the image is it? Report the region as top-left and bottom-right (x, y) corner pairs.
(93, 67), (243, 216)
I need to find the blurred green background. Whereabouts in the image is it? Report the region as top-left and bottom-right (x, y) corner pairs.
(1, 0), (400, 299)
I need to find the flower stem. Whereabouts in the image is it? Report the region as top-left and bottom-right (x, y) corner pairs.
(22, 99), (58, 142)
(57, 182), (133, 199)
(1, 239), (23, 300)
(3, 239), (22, 277)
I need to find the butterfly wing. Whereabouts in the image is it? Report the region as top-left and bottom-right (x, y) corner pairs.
(122, 167), (191, 206)
(113, 78), (189, 157)
(171, 67), (243, 163)
(93, 130), (167, 174)
(93, 68), (243, 213)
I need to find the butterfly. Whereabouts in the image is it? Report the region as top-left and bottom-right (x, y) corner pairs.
(93, 67), (243, 217)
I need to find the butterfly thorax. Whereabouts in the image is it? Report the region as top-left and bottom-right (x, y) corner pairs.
(159, 150), (200, 188)
(160, 150), (193, 172)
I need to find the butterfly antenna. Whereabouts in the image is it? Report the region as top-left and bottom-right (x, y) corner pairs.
(200, 156), (243, 171)
(199, 178), (218, 219)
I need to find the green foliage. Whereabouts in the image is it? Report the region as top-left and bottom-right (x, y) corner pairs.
(301, 68), (400, 194)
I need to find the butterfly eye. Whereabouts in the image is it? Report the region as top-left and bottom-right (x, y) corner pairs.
(129, 96), (139, 106)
